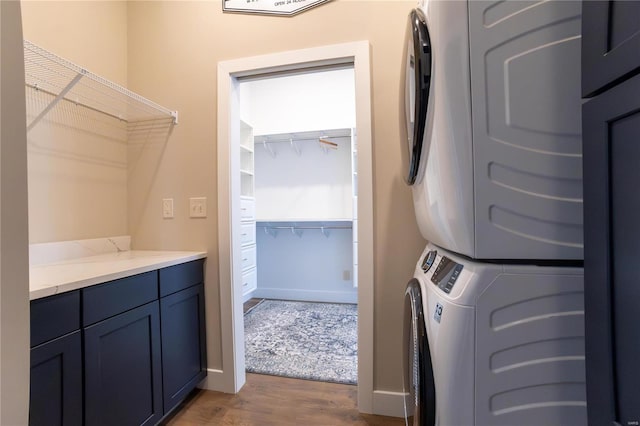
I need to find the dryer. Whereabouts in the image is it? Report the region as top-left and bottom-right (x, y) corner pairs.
(402, 0), (583, 261)
(403, 243), (586, 426)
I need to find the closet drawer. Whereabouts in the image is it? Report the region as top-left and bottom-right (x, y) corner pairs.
(240, 198), (255, 220)
(240, 222), (256, 246)
(241, 268), (257, 295)
(353, 241), (358, 266)
(241, 245), (257, 271)
(352, 219), (358, 242)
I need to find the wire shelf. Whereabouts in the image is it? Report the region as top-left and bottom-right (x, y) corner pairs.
(24, 40), (177, 130)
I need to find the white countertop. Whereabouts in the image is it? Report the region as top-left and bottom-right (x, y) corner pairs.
(30, 250), (207, 300)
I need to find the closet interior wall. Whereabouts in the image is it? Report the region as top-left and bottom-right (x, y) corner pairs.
(253, 131), (357, 304)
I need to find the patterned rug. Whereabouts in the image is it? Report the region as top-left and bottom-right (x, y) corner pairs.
(244, 300), (358, 385)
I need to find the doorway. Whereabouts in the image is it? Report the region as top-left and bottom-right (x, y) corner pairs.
(217, 41), (374, 412)
(239, 68), (357, 384)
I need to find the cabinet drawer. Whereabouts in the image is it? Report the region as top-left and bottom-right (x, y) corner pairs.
(241, 245), (256, 271)
(83, 271), (158, 326)
(159, 259), (204, 297)
(241, 268), (257, 295)
(31, 290), (80, 347)
(240, 198), (255, 220)
(240, 222), (256, 246)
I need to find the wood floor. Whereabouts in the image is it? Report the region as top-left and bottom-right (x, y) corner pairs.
(162, 373), (405, 426)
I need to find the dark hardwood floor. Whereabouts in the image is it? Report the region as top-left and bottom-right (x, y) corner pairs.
(162, 373), (405, 425)
(243, 298), (264, 314)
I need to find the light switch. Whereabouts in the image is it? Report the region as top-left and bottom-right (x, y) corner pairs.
(162, 198), (174, 219)
(189, 197), (207, 218)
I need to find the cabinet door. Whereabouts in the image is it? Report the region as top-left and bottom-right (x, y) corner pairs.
(160, 284), (207, 414)
(582, 1), (640, 97)
(30, 331), (82, 426)
(583, 73), (640, 426)
(84, 302), (162, 426)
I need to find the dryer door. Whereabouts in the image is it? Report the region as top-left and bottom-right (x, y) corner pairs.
(403, 279), (436, 426)
(403, 8), (432, 186)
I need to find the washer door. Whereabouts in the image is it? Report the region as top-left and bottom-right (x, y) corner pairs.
(403, 279), (436, 426)
(402, 8), (432, 186)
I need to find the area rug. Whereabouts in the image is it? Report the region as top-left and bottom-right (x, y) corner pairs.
(244, 300), (357, 385)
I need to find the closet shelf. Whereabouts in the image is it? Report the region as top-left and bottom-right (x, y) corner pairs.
(24, 39), (178, 131)
(257, 219), (352, 225)
(240, 145), (254, 153)
(240, 169), (254, 176)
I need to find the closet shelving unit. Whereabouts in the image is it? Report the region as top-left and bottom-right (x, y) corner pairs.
(239, 120), (257, 300)
(23, 39), (178, 131)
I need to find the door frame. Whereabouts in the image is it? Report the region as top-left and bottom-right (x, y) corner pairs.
(215, 41), (374, 412)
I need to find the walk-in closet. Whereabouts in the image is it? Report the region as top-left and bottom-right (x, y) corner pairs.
(238, 68), (358, 304)
(237, 67), (359, 384)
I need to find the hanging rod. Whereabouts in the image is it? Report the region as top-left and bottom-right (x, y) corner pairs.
(259, 224), (351, 238)
(256, 136), (343, 144)
(258, 225), (352, 230)
(24, 39), (178, 130)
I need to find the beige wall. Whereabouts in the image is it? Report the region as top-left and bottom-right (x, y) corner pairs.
(20, 0), (425, 394)
(22, 1), (129, 243)
(126, 0), (424, 392)
(1, 1), (31, 423)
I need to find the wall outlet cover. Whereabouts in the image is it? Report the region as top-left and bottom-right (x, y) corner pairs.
(189, 197), (207, 218)
(162, 198), (174, 219)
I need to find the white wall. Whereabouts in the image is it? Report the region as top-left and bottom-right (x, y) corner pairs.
(240, 67), (356, 135)
(255, 134), (353, 220)
(255, 225), (357, 303)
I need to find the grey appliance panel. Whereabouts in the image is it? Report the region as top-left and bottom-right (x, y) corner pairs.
(468, 0), (583, 260)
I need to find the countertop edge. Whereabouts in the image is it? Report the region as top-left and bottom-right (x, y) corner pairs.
(30, 251), (207, 300)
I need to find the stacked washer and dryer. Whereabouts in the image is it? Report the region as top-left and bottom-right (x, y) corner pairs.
(401, 1), (586, 425)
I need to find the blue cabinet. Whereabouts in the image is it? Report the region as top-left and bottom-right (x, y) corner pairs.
(582, 1), (640, 97)
(30, 331), (82, 426)
(84, 301), (163, 426)
(29, 259), (207, 426)
(29, 291), (82, 426)
(160, 284), (207, 414)
(583, 3), (640, 424)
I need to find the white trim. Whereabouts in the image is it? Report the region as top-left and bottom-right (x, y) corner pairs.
(199, 369), (227, 393)
(252, 288), (357, 304)
(217, 41), (374, 413)
(372, 390), (409, 418)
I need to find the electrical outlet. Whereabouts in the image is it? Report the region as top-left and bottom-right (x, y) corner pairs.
(162, 198), (174, 219)
(343, 270), (351, 281)
(189, 197), (207, 218)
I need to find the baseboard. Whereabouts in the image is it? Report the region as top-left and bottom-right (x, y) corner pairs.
(372, 390), (408, 418)
(198, 368), (227, 393)
(200, 369), (407, 418)
(252, 288), (357, 304)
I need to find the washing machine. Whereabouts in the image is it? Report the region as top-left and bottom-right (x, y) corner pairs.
(403, 243), (586, 425)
